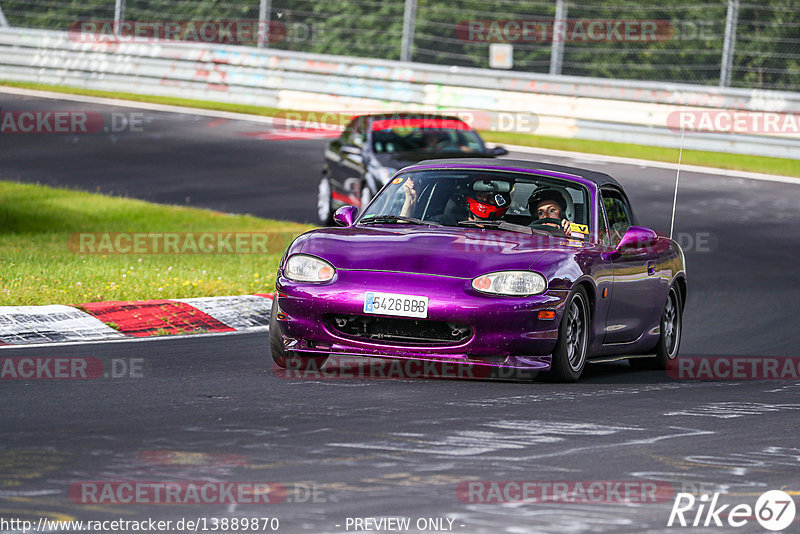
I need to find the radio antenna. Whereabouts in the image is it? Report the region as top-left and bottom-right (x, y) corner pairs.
(669, 104), (687, 240)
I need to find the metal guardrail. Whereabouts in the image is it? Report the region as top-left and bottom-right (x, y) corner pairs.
(1, 27), (799, 160)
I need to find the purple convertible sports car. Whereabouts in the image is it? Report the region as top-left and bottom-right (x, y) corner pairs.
(271, 159), (686, 381)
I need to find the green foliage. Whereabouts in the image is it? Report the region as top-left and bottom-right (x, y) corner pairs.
(732, 0), (800, 90)
(4, 0), (798, 90)
(413, 0), (555, 70)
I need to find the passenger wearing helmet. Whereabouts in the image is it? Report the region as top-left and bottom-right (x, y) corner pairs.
(528, 188), (573, 237)
(400, 177), (511, 225)
(465, 180), (511, 220)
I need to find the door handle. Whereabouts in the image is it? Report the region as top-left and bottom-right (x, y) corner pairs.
(647, 261), (656, 276)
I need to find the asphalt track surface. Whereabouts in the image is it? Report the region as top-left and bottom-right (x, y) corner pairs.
(2, 93), (800, 533)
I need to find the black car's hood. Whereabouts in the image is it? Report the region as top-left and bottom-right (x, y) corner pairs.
(374, 151), (495, 169)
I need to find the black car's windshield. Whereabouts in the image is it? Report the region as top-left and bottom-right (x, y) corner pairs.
(359, 169), (593, 240)
(371, 117), (485, 154)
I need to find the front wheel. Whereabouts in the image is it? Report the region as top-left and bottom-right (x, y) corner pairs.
(631, 285), (682, 370)
(547, 286), (590, 382)
(269, 298), (328, 371)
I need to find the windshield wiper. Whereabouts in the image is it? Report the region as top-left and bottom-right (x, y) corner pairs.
(359, 215), (442, 227)
(457, 220), (532, 234)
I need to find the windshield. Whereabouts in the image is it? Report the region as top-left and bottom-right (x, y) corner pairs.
(360, 169), (592, 240)
(372, 124), (485, 154)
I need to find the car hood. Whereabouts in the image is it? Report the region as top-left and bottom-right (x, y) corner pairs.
(294, 225), (561, 278)
(374, 151), (494, 170)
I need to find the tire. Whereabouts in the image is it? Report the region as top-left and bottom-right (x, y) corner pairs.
(547, 286), (590, 382)
(317, 174), (334, 225)
(630, 284), (682, 370)
(269, 298), (329, 371)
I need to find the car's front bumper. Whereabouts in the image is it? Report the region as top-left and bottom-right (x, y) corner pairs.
(274, 269), (567, 370)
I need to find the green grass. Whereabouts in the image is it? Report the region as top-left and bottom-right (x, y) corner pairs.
(0, 181), (314, 306)
(0, 81), (290, 119)
(3, 80), (799, 178)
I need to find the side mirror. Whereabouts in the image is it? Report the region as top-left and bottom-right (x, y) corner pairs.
(490, 145), (509, 156)
(617, 226), (658, 251)
(333, 205), (358, 227)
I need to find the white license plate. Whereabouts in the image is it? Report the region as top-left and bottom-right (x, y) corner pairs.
(363, 291), (429, 318)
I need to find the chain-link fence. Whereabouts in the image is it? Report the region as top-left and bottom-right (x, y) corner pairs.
(1, 0), (797, 91)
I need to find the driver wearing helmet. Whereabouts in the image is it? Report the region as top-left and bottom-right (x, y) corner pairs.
(400, 177), (510, 225)
(528, 188), (573, 237)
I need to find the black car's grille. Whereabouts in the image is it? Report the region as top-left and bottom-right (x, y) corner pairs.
(326, 314), (472, 346)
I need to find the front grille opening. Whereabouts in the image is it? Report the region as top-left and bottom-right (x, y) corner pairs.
(326, 314), (472, 345)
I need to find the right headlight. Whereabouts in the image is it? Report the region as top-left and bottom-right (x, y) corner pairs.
(471, 271), (547, 296)
(284, 254), (335, 283)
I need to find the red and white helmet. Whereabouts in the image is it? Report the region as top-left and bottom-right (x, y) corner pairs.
(467, 180), (512, 219)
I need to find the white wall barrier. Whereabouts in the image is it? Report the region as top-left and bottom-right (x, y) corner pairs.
(1, 27), (799, 159)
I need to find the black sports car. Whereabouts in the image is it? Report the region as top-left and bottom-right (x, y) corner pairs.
(317, 113), (507, 224)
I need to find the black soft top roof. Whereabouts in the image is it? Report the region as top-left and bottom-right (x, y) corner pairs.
(410, 158), (624, 189)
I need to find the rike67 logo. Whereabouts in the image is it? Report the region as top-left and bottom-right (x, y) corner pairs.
(668, 490), (796, 531)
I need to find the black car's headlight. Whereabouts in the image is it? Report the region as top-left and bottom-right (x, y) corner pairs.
(284, 254), (335, 282)
(472, 271), (547, 296)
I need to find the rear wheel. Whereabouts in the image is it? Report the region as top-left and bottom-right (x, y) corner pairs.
(269, 298), (329, 371)
(630, 284), (682, 370)
(547, 286), (590, 382)
(317, 174), (334, 225)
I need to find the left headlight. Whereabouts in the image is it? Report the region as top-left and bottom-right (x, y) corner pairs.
(284, 254), (335, 283)
(472, 271), (547, 296)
